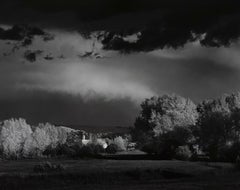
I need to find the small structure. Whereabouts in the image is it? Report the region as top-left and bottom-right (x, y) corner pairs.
(127, 142), (136, 151)
(82, 134), (91, 145)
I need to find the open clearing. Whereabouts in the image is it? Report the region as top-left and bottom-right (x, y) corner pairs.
(0, 159), (239, 190)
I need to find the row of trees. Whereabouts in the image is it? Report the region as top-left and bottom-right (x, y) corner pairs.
(0, 118), (129, 159)
(43, 136), (128, 158)
(132, 93), (240, 161)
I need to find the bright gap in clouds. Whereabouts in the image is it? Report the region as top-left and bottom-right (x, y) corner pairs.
(17, 60), (156, 104)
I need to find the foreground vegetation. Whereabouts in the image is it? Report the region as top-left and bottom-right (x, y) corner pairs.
(0, 158), (238, 190)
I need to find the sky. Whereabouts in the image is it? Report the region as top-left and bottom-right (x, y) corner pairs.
(0, 0), (240, 127)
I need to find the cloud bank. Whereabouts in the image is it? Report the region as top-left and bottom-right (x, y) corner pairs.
(1, 25), (240, 126)
(18, 61), (156, 103)
(0, 0), (240, 52)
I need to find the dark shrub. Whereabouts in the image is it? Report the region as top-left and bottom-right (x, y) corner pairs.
(142, 138), (176, 159)
(106, 144), (118, 154)
(77, 144), (105, 157)
(218, 142), (240, 162)
(175, 146), (192, 161)
(43, 144), (79, 157)
(92, 144), (105, 154)
(60, 144), (79, 157)
(33, 162), (65, 172)
(195, 95), (240, 162)
(193, 112), (232, 161)
(43, 143), (105, 158)
(235, 156), (240, 170)
(42, 146), (55, 157)
(141, 141), (160, 155)
(141, 127), (193, 159)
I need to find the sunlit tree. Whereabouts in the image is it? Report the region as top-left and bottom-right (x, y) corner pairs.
(133, 94), (198, 138)
(132, 94), (198, 157)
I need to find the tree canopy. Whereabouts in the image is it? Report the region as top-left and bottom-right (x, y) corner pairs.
(134, 94), (198, 137)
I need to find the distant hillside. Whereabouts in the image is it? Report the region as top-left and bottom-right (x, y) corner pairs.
(60, 124), (132, 134)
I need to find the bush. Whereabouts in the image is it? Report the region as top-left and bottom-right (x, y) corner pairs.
(43, 144), (79, 157)
(59, 144), (79, 157)
(77, 145), (94, 157)
(175, 146), (192, 161)
(106, 144), (118, 154)
(141, 138), (177, 159)
(235, 156), (240, 170)
(92, 144), (105, 154)
(42, 143), (106, 158)
(42, 145), (58, 157)
(217, 142), (240, 162)
(141, 141), (160, 155)
(33, 162), (65, 172)
(113, 136), (127, 151)
(79, 144), (105, 157)
(140, 127), (193, 159)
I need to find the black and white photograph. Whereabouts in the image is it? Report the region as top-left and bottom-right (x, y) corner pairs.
(0, 0), (240, 189)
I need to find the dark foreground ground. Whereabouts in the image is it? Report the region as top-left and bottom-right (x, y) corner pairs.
(0, 158), (239, 190)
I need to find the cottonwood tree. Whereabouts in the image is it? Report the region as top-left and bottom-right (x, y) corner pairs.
(194, 92), (240, 161)
(132, 94), (198, 156)
(133, 94), (198, 138)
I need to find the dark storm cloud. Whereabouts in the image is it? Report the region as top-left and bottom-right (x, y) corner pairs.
(100, 3), (240, 52)
(0, 25), (48, 42)
(24, 50), (43, 62)
(0, 25), (44, 40)
(1, 0), (239, 52)
(0, 24), (54, 56)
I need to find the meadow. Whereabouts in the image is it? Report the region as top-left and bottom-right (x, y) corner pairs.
(0, 158), (238, 190)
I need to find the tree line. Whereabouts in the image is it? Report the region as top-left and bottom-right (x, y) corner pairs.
(132, 92), (240, 162)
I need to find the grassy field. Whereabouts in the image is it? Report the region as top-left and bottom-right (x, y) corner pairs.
(0, 158), (239, 190)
